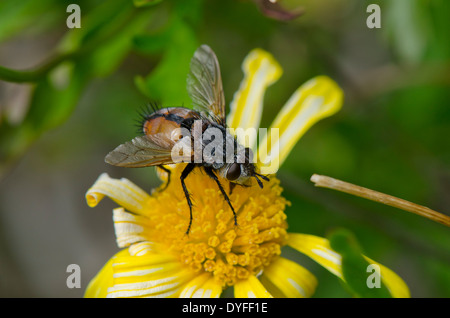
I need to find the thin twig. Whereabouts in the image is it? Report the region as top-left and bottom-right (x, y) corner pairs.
(311, 174), (450, 227)
(0, 52), (76, 83)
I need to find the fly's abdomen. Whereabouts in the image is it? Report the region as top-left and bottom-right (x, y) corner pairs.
(143, 107), (200, 140)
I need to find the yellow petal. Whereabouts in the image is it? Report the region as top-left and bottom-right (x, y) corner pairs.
(179, 273), (222, 298)
(287, 233), (343, 279)
(199, 276), (224, 298)
(86, 173), (151, 214)
(257, 76), (343, 174)
(128, 241), (156, 256)
(288, 233), (410, 298)
(84, 247), (184, 298)
(234, 275), (273, 298)
(112, 207), (150, 248)
(156, 164), (177, 182)
(227, 48), (282, 150)
(84, 249), (129, 298)
(260, 257), (317, 298)
(107, 250), (192, 298)
(364, 256), (411, 298)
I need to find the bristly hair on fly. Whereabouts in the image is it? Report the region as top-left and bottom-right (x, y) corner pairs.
(134, 101), (191, 136)
(134, 101), (162, 135)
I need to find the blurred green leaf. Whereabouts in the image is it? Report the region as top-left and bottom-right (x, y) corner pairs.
(328, 228), (392, 298)
(384, 0), (431, 65)
(133, 30), (172, 54)
(87, 9), (152, 77)
(0, 0), (56, 43)
(58, 0), (133, 54)
(0, 0), (157, 175)
(426, 0), (450, 60)
(134, 7), (199, 105)
(24, 66), (87, 133)
(133, 0), (163, 8)
(0, 63), (87, 175)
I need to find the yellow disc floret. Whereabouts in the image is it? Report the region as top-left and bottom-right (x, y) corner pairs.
(143, 164), (289, 288)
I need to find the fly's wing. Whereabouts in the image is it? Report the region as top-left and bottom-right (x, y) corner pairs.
(105, 135), (176, 168)
(187, 44), (226, 125)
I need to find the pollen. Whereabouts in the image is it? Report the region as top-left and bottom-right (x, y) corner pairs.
(142, 164), (289, 288)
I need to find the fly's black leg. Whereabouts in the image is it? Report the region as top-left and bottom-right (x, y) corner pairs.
(158, 165), (171, 192)
(180, 163), (196, 235)
(204, 167), (238, 227)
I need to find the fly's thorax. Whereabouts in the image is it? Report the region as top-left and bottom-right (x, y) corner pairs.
(172, 118), (257, 169)
(201, 122), (256, 183)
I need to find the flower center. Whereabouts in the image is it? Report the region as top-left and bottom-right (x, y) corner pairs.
(143, 164), (289, 288)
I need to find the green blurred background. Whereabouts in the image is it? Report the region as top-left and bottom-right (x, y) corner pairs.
(0, 0), (449, 297)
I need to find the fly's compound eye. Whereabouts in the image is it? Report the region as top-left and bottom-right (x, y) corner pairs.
(226, 163), (241, 181)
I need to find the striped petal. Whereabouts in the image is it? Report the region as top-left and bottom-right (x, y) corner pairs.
(234, 275), (273, 298)
(260, 257), (317, 298)
(179, 273), (223, 298)
(287, 233), (410, 298)
(106, 249), (193, 298)
(113, 208), (151, 248)
(128, 241), (156, 256)
(287, 233), (343, 278)
(227, 48), (282, 150)
(86, 173), (151, 215)
(84, 249), (129, 298)
(257, 76), (343, 174)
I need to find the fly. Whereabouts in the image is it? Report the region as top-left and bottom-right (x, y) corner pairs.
(105, 45), (269, 234)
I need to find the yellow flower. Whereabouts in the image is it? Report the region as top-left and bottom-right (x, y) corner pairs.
(84, 48), (410, 298)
